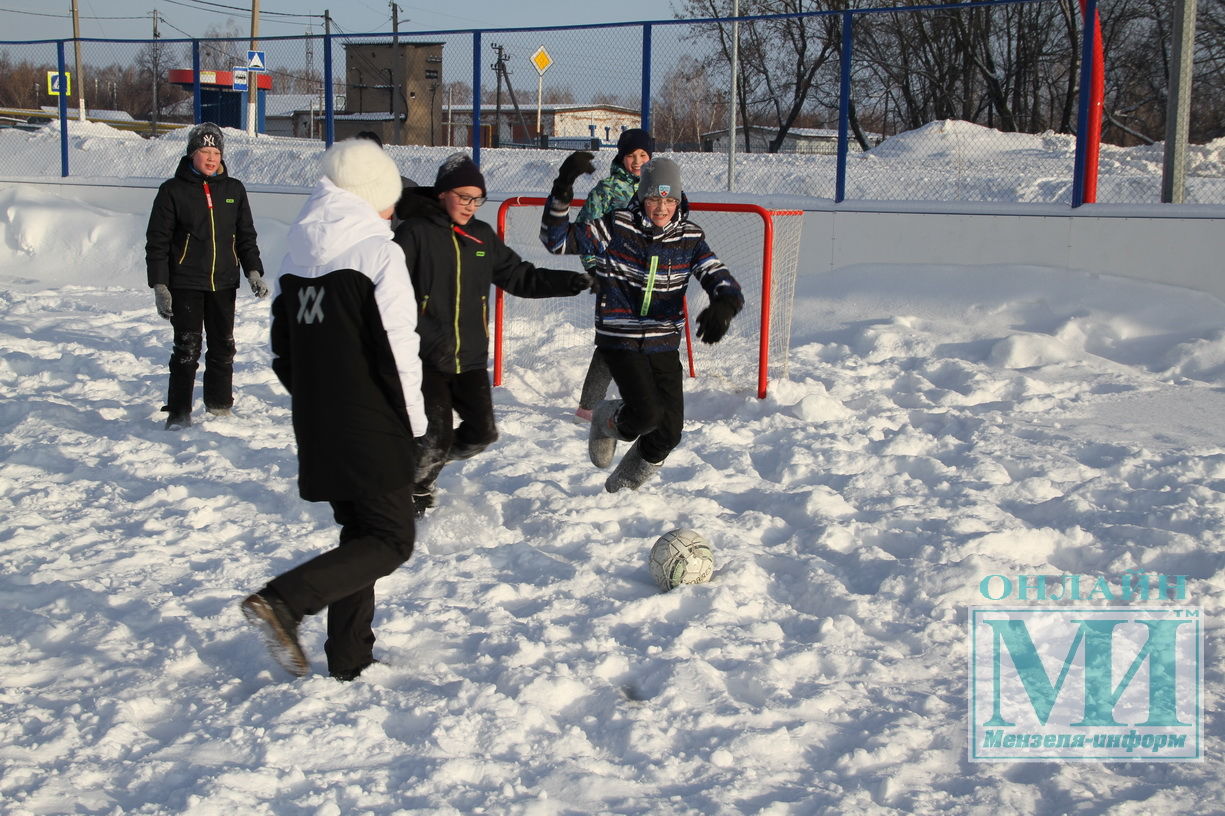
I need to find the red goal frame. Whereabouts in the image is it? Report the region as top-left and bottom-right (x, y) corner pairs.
(494, 197), (801, 399)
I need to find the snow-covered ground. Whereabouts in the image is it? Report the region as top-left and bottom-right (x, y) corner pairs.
(1, 123), (1223, 814)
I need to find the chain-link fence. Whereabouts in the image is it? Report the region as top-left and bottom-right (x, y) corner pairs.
(1, 0), (1222, 205)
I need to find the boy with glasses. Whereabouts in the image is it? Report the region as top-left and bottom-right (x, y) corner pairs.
(541, 157), (743, 492)
(393, 152), (593, 516)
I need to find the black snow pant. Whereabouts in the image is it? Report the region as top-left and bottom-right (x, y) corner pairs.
(266, 482), (417, 675)
(600, 348), (684, 464)
(166, 287), (237, 414)
(414, 368), (499, 494)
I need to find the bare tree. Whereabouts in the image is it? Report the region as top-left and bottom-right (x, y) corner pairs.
(652, 54), (727, 149)
(678, 0), (842, 153)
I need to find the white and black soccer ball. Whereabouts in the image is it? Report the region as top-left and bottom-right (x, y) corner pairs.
(649, 528), (714, 591)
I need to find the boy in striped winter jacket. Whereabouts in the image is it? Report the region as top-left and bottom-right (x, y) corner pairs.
(541, 157), (744, 492)
(540, 128), (654, 420)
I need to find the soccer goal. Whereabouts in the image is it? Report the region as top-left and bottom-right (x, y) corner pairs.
(493, 197), (804, 399)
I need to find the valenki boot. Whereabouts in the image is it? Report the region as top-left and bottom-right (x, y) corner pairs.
(588, 399), (630, 468)
(605, 441), (663, 493)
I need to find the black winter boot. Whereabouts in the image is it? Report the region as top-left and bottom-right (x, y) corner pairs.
(164, 410), (192, 430)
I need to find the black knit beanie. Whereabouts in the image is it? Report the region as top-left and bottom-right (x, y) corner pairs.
(434, 152), (486, 195)
(186, 122), (224, 156)
(614, 128), (654, 165)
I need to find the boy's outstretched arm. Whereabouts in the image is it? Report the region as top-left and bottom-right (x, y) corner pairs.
(539, 151), (596, 255)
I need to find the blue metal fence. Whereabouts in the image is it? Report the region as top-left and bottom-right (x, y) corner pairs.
(1, 1), (1219, 206)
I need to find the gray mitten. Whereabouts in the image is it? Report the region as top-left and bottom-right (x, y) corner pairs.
(247, 270), (269, 298)
(154, 284), (173, 320)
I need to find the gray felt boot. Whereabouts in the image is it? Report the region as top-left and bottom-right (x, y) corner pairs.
(588, 399), (629, 469)
(605, 441), (663, 493)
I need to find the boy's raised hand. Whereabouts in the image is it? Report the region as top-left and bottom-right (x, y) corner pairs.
(550, 151), (597, 203)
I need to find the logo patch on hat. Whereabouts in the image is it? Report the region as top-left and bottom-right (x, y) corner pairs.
(657, 185), (671, 198)
(202, 134), (217, 147)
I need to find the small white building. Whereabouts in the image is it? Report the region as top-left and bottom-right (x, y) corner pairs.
(442, 103), (640, 148)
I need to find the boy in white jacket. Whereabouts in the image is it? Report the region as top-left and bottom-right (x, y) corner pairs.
(240, 138), (426, 682)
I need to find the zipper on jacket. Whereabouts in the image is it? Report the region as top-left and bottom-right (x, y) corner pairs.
(178, 235), (191, 264)
(640, 254), (660, 316)
(451, 229), (463, 373)
(203, 181), (217, 291)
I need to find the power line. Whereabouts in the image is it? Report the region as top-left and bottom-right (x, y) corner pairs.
(160, 0), (322, 28)
(0, 6), (146, 20)
(176, 0), (323, 20)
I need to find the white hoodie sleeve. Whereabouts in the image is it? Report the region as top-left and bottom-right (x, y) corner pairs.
(370, 240), (427, 436)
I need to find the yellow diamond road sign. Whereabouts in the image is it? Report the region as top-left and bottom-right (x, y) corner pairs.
(530, 47), (553, 76)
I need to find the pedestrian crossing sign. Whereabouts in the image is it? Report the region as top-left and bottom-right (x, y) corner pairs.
(47, 71), (71, 96)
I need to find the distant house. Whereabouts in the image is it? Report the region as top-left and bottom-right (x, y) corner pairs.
(261, 94), (346, 139)
(700, 125), (878, 154)
(442, 104), (641, 149)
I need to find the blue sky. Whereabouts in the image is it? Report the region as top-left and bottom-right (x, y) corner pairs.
(0, 1), (681, 42)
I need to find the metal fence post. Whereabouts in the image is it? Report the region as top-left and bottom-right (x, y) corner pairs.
(1162, 0), (1197, 202)
(324, 31), (334, 147)
(57, 41), (69, 177)
(640, 24), (652, 134)
(1072, 0), (1097, 208)
(473, 30), (482, 165)
(192, 41), (202, 124)
(836, 11), (852, 203)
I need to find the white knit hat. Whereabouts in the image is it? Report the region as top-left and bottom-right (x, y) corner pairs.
(322, 138), (403, 212)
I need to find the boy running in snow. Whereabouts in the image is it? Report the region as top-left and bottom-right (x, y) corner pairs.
(394, 152), (593, 517)
(540, 129), (655, 421)
(541, 157), (744, 492)
(240, 138), (427, 682)
(145, 122), (267, 430)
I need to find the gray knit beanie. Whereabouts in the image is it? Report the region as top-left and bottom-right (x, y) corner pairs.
(637, 158), (682, 202)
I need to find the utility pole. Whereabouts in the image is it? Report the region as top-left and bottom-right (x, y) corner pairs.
(151, 11), (160, 137)
(247, 0), (260, 137)
(70, 0), (86, 121)
(390, 2), (402, 144)
(491, 44), (507, 148)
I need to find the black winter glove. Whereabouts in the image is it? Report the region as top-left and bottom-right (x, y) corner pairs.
(695, 296), (739, 344)
(153, 283), (173, 320)
(568, 272), (594, 294)
(549, 150), (596, 203)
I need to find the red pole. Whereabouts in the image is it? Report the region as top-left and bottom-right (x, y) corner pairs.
(1076, 0), (1106, 203)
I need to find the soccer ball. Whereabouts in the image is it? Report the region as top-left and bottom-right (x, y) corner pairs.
(649, 529), (714, 591)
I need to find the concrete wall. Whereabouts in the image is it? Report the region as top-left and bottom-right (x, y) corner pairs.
(5, 177), (1224, 303)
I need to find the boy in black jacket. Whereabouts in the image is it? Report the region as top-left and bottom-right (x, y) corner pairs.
(241, 138), (427, 682)
(393, 152), (592, 516)
(145, 122), (266, 429)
